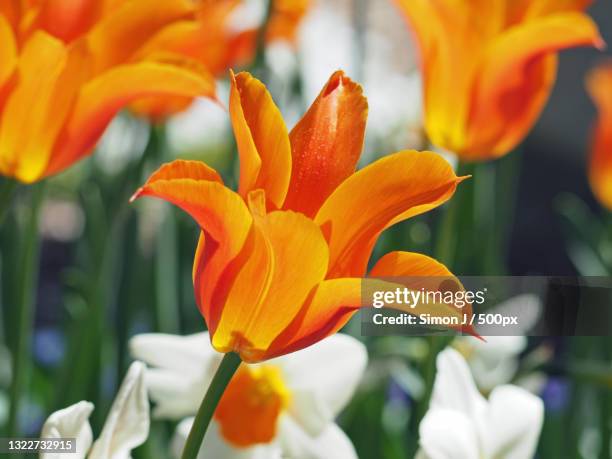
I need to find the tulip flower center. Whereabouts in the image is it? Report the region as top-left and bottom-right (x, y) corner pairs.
(214, 364), (290, 447)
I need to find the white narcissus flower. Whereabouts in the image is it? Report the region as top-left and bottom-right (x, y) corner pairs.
(130, 332), (367, 459)
(40, 361), (149, 459)
(418, 348), (544, 459)
(454, 294), (542, 392)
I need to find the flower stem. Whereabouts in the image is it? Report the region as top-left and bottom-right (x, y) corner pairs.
(0, 177), (17, 227)
(7, 183), (45, 438)
(253, 0), (274, 69)
(181, 352), (242, 459)
(434, 160), (470, 268)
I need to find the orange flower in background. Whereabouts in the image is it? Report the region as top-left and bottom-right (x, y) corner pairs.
(396, 0), (604, 161)
(128, 0), (256, 119)
(132, 70), (470, 363)
(0, 0), (222, 183)
(267, 0), (311, 43)
(586, 63), (612, 211)
(131, 0), (314, 118)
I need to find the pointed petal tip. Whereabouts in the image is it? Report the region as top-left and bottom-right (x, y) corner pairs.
(129, 188), (144, 203)
(470, 330), (488, 343)
(457, 174), (472, 184)
(232, 69), (255, 83)
(229, 68), (237, 86)
(324, 70), (364, 98)
(463, 326), (485, 342)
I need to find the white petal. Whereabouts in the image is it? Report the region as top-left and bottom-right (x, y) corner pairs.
(430, 349), (487, 421)
(129, 332), (221, 420)
(145, 368), (211, 419)
(171, 418), (281, 459)
(455, 335), (527, 391)
(40, 401), (94, 459)
(88, 361), (150, 459)
(129, 332), (213, 375)
(272, 334), (367, 435)
(419, 408), (480, 459)
(466, 336), (527, 361)
(469, 355), (520, 392)
(482, 385), (544, 459)
(278, 416), (357, 459)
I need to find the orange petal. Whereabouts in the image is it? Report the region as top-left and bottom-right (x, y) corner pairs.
(265, 252), (477, 359)
(269, 252), (469, 358)
(0, 2), (20, 30)
(283, 71), (368, 217)
(137, 0), (244, 75)
(369, 251), (454, 277)
(394, 0), (487, 156)
(466, 11), (604, 159)
(229, 71), (292, 209)
(369, 251), (476, 336)
(512, 0), (594, 21)
(315, 151), (462, 278)
(211, 210), (329, 362)
(587, 63), (612, 210)
(87, 0), (194, 71)
(133, 159), (223, 189)
(0, 31), (75, 183)
(132, 160), (252, 324)
(0, 14), (16, 92)
(266, 0), (310, 43)
(47, 57), (216, 177)
(264, 278), (362, 359)
(36, 0), (102, 42)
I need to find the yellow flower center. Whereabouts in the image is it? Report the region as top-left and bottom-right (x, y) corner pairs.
(214, 364), (290, 447)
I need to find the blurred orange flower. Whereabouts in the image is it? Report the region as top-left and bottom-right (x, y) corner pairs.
(586, 62), (612, 211)
(267, 0), (311, 43)
(132, 0), (313, 119)
(396, 0), (604, 161)
(132, 71), (469, 362)
(0, 0), (221, 183)
(128, 0), (256, 119)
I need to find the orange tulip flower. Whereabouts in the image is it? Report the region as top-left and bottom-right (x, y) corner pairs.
(395, 0), (604, 161)
(132, 71), (469, 363)
(0, 0), (218, 183)
(586, 63), (612, 211)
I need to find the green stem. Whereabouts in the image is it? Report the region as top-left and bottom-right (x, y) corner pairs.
(250, 0), (274, 76)
(434, 161), (470, 268)
(600, 334), (611, 459)
(0, 178), (17, 227)
(473, 161), (499, 274)
(181, 352), (242, 459)
(7, 183), (45, 438)
(434, 193), (460, 267)
(150, 126), (180, 334)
